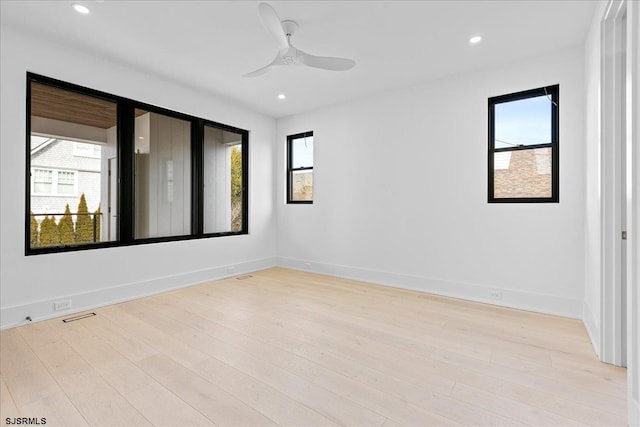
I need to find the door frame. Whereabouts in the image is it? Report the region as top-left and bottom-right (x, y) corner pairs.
(600, 0), (627, 367)
(624, 1), (639, 423)
(600, 0), (639, 423)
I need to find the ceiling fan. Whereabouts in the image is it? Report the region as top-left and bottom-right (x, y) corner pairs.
(244, 2), (356, 77)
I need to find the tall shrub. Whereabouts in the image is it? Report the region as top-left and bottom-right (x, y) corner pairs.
(75, 193), (93, 243)
(58, 204), (75, 245)
(30, 211), (39, 247)
(230, 146), (242, 231)
(39, 215), (60, 246)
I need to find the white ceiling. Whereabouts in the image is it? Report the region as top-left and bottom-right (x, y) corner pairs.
(1, 1), (598, 119)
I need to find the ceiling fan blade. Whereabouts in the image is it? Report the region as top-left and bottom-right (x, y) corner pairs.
(258, 2), (289, 49)
(298, 51), (355, 71)
(243, 65), (273, 78)
(243, 53), (281, 78)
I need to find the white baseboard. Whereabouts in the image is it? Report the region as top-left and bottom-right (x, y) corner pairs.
(582, 301), (601, 358)
(0, 257), (276, 330)
(277, 257), (583, 319)
(3, 255), (584, 329)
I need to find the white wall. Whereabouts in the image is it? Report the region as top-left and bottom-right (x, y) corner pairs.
(583, 1), (609, 356)
(0, 26), (277, 329)
(277, 47), (587, 318)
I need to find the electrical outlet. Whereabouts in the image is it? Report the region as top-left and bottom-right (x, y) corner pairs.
(488, 290), (502, 300)
(54, 300), (72, 311)
(303, 262), (311, 270)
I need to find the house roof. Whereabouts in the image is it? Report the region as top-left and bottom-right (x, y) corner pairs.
(30, 136), (56, 155)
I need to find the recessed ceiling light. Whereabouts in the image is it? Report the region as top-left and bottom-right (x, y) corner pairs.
(72, 4), (90, 15)
(469, 35), (482, 44)
(277, 94), (286, 100)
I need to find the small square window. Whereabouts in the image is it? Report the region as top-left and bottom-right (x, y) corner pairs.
(488, 85), (559, 203)
(33, 168), (53, 194)
(57, 171), (76, 195)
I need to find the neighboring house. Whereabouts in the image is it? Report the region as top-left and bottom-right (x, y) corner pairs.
(494, 148), (552, 198)
(30, 136), (101, 220)
(292, 172), (313, 201)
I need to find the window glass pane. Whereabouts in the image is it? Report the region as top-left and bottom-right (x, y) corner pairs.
(134, 109), (191, 239)
(203, 126), (243, 233)
(291, 170), (313, 201)
(57, 171), (75, 195)
(33, 169), (53, 194)
(493, 147), (551, 198)
(30, 82), (117, 248)
(494, 95), (551, 149)
(292, 135), (313, 168)
(74, 141), (102, 158)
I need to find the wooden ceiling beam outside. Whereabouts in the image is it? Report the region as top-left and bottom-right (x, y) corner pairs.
(31, 82), (117, 130)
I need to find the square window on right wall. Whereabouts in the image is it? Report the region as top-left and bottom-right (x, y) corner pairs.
(488, 85), (559, 203)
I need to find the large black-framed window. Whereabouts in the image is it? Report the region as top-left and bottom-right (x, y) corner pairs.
(287, 131), (314, 204)
(26, 73), (248, 255)
(488, 84), (559, 203)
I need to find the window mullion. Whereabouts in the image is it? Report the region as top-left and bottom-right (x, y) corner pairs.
(493, 143), (553, 153)
(192, 119), (204, 236)
(118, 101), (135, 244)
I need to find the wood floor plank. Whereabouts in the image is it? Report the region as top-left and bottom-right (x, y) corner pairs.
(15, 394), (90, 427)
(155, 289), (460, 397)
(450, 382), (586, 427)
(52, 318), (215, 425)
(56, 318), (155, 396)
(193, 356), (341, 427)
(172, 325), (390, 426)
(0, 375), (20, 420)
(97, 305), (209, 368)
(121, 382), (213, 427)
(136, 354), (277, 426)
(80, 313), (159, 363)
(0, 268), (627, 426)
(0, 328), (65, 407)
(431, 348), (627, 415)
(159, 306), (463, 425)
(17, 322), (153, 427)
(0, 329), (90, 426)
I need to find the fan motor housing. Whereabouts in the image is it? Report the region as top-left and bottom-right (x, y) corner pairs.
(281, 20), (298, 36)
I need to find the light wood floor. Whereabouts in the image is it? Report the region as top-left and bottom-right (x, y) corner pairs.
(0, 268), (627, 426)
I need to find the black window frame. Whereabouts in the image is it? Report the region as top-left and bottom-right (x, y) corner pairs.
(26, 73), (249, 255)
(286, 131), (314, 204)
(488, 84), (559, 203)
